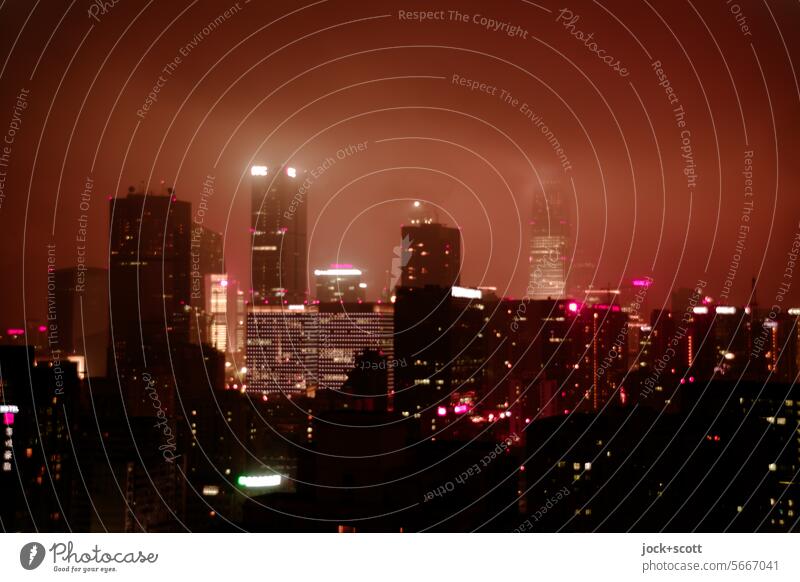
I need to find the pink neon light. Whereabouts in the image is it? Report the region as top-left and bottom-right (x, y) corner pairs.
(632, 278), (652, 287)
(3, 413), (14, 425)
(6, 328), (24, 335)
(437, 406), (447, 417)
(330, 263), (353, 269)
(568, 302), (578, 313)
(454, 404), (468, 414)
(38, 325), (47, 332)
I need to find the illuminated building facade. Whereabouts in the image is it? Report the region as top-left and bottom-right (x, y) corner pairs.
(528, 186), (569, 300)
(246, 303), (393, 395)
(205, 274), (229, 352)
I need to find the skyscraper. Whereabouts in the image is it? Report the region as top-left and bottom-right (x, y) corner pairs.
(250, 165), (307, 304)
(400, 221), (461, 288)
(529, 185), (569, 300)
(108, 187), (192, 415)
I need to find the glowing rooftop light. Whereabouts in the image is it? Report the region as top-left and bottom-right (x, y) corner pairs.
(286, 167), (297, 178)
(314, 268), (362, 277)
(250, 165), (268, 176)
(692, 306), (709, 315)
(451, 286), (482, 300)
(715, 306), (736, 315)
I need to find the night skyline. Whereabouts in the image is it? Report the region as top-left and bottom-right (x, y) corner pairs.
(1, 0), (800, 331)
(2, 0), (800, 542)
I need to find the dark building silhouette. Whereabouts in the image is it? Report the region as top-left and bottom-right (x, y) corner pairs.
(53, 267), (109, 378)
(400, 221), (461, 289)
(250, 165), (307, 304)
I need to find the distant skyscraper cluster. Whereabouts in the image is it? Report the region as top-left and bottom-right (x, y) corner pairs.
(2, 165), (799, 534)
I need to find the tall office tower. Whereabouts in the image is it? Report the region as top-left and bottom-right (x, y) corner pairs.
(53, 267), (109, 378)
(246, 303), (393, 396)
(528, 185), (569, 299)
(314, 264), (366, 302)
(205, 274), (229, 352)
(250, 165), (308, 304)
(108, 187), (192, 415)
(400, 221), (461, 288)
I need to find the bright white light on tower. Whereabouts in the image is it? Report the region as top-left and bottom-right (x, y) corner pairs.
(251, 166), (268, 176)
(314, 268), (362, 277)
(286, 167), (297, 178)
(451, 286), (482, 300)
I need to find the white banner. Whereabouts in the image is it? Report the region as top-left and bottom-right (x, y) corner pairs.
(1, 533), (798, 581)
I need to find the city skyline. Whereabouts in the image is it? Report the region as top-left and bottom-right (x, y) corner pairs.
(1, 0), (800, 544)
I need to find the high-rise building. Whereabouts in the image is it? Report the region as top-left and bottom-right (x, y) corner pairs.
(250, 165), (307, 304)
(314, 265), (366, 303)
(529, 185), (569, 300)
(246, 303), (393, 396)
(400, 221), (461, 288)
(108, 187), (192, 415)
(109, 187), (192, 344)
